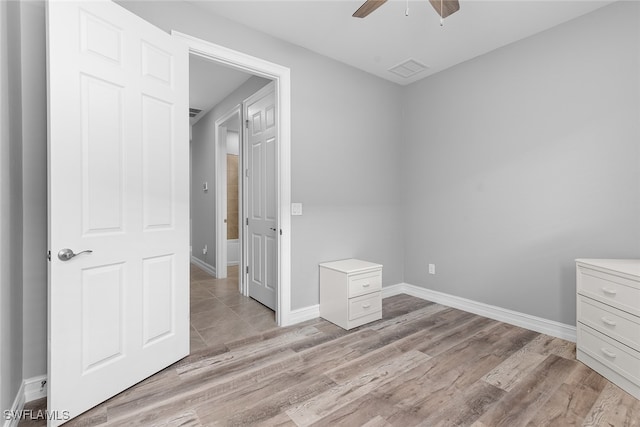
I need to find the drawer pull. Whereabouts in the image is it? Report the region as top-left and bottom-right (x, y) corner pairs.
(362, 303), (371, 309)
(601, 317), (617, 327)
(362, 283), (370, 288)
(601, 348), (617, 359)
(601, 287), (617, 296)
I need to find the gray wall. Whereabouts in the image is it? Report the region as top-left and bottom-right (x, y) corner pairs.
(191, 76), (270, 268)
(19, 0), (47, 381)
(401, 0), (640, 325)
(120, 1), (405, 309)
(0, 0), (25, 413)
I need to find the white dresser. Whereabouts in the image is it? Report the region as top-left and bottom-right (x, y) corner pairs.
(319, 259), (382, 330)
(576, 259), (640, 399)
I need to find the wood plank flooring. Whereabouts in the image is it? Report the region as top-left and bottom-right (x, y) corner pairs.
(19, 268), (640, 426)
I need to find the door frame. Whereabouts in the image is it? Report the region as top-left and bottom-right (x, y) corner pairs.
(173, 31), (292, 326)
(214, 104), (241, 280)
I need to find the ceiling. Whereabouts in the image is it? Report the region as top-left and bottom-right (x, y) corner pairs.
(189, 54), (252, 124)
(189, 0), (615, 86)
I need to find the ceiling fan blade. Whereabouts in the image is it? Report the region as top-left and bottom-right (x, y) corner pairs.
(428, 0), (460, 18)
(353, 0), (388, 18)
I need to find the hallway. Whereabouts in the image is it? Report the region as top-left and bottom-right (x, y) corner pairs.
(190, 263), (277, 351)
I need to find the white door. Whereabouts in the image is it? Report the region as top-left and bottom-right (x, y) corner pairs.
(245, 83), (277, 310)
(47, 1), (189, 425)
(217, 125), (228, 279)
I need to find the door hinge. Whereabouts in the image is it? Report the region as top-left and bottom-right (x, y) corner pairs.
(246, 266), (249, 274)
(280, 229), (282, 236)
(245, 168), (249, 178)
(47, 250), (51, 261)
(246, 218), (249, 226)
(245, 119), (249, 129)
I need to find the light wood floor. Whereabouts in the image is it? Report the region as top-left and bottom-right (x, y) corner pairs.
(20, 266), (640, 426)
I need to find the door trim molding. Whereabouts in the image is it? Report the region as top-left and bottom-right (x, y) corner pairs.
(172, 32), (292, 326)
(214, 104), (241, 280)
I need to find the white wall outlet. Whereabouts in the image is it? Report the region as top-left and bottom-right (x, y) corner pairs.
(428, 264), (436, 275)
(291, 203), (303, 216)
(203, 245), (207, 255)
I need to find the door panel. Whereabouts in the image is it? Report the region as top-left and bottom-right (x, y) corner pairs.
(81, 75), (124, 235)
(81, 263), (124, 371)
(47, 1), (189, 425)
(246, 83), (277, 310)
(142, 95), (174, 229)
(142, 255), (175, 346)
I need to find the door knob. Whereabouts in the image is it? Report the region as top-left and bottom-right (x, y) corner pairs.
(269, 227), (277, 232)
(58, 248), (93, 261)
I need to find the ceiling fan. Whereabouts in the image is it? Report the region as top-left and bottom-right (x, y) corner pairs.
(353, 0), (460, 19)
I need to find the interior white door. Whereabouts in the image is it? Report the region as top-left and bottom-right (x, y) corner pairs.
(245, 82), (277, 310)
(217, 125), (228, 279)
(47, 1), (189, 425)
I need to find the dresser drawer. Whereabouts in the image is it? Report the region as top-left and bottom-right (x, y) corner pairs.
(348, 292), (382, 321)
(577, 325), (640, 386)
(578, 295), (640, 352)
(577, 267), (640, 317)
(348, 271), (381, 298)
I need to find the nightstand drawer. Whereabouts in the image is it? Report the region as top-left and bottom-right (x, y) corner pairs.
(578, 295), (640, 352)
(348, 271), (381, 298)
(578, 325), (640, 385)
(577, 267), (640, 317)
(348, 292), (381, 321)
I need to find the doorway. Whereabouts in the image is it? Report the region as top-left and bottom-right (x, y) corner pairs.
(173, 32), (292, 328)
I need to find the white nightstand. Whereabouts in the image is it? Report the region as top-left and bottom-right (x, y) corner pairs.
(319, 259), (383, 330)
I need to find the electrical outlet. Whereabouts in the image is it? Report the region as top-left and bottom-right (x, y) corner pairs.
(428, 264), (436, 275)
(203, 245), (207, 255)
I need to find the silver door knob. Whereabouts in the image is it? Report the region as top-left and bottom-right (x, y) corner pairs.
(58, 248), (93, 261)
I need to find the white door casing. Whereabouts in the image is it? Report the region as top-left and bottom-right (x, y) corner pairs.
(171, 32), (291, 326)
(246, 83), (277, 310)
(47, 1), (189, 424)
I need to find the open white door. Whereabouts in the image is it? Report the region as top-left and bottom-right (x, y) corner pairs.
(245, 82), (277, 310)
(47, 1), (189, 425)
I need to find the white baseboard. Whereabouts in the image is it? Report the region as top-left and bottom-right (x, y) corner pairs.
(190, 256), (216, 277)
(3, 381), (25, 427)
(382, 283), (576, 342)
(23, 375), (47, 402)
(282, 304), (319, 327)
(2, 375), (47, 427)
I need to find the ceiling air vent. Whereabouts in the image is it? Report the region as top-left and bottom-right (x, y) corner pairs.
(388, 59), (428, 79)
(189, 108), (202, 118)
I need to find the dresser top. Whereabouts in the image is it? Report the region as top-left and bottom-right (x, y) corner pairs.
(576, 259), (640, 279)
(319, 259), (382, 274)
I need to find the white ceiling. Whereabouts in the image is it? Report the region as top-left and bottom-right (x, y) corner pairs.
(190, 0), (615, 85)
(189, 54), (252, 124)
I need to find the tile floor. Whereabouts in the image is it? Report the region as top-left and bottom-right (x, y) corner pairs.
(189, 263), (277, 351)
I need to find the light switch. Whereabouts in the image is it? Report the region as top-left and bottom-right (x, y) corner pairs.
(203, 182), (208, 192)
(291, 203), (303, 216)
